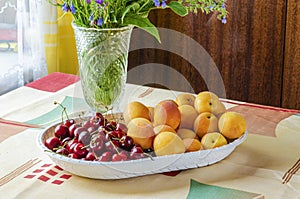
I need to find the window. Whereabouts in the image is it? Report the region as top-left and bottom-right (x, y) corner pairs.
(0, 0), (48, 95)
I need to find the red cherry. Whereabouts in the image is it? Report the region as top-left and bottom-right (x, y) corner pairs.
(105, 141), (115, 152)
(95, 112), (104, 119)
(98, 151), (112, 162)
(69, 123), (81, 138)
(78, 130), (91, 145)
(83, 120), (93, 129)
(116, 123), (128, 133)
(131, 145), (144, 154)
(74, 126), (88, 139)
(68, 142), (78, 153)
(65, 139), (78, 151)
(45, 137), (61, 151)
(130, 151), (145, 160)
(112, 153), (127, 161)
(105, 121), (117, 131)
(54, 124), (70, 139)
(84, 152), (96, 161)
(112, 140), (120, 148)
(119, 150), (129, 158)
(87, 126), (98, 134)
(68, 153), (79, 159)
(56, 148), (69, 155)
(61, 137), (72, 145)
(73, 143), (88, 158)
(64, 119), (75, 128)
(120, 135), (134, 150)
(90, 137), (105, 156)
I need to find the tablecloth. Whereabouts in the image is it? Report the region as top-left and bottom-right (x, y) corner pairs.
(0, 72), (300, 199)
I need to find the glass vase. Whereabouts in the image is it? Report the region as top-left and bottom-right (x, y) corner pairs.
(72, 23), (133, 113)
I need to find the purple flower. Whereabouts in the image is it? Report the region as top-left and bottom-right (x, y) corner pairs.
(97, 18), (103, 26)
(62, 3), (69, 12)
(96, 0), (103, 4)
(70, 3), (76, 14)
(86, 0), (91, 3)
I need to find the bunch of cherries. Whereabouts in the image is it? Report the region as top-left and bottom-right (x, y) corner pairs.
(44, 105), (152, 162)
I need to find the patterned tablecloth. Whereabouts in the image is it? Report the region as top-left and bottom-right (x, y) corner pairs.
(0, 72), (299, 199)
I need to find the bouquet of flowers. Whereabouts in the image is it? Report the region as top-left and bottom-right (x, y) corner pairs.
(49, 0), (228, 42)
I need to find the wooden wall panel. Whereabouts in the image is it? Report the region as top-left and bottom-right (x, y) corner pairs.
(282, 0), (300, 109)
(128, 0), (287, 107)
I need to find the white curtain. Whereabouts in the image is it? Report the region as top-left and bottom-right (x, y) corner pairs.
(0, 0), (48, 95)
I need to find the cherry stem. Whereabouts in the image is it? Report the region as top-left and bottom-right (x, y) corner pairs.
(109, 140), (120, 154)
(54, 101), (70, 122)
(143, 152), (154, 161)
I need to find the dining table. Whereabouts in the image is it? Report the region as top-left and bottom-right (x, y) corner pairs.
(0, 72), (300, 199)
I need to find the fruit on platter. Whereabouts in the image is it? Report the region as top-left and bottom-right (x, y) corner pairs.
(153, 131), (185, 156)
(153, 100), (181, 129)
(123, 101), (151, 123)
(218, 111), (247, 139)
(201, 132), (228, 149)
(175, 93), (195, 107)
(44, 110), (149, 162)
(177, 128), (198, 140)
(147, 106), (154, 122)
(183, 138), (203, 152)
(44, 90), (247, 162)
(194, 91), (226, 117)
(123, 90), (246, 157)
(153, 124), (176, 135)
(126, 118), (155, 149)
(193, 112), (219, 138)
(178, 105), (198, 129)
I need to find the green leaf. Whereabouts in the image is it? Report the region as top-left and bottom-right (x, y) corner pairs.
(121, 2), (140, 23)
(168, 1), (188, 16)
(123, 14), (161, 43)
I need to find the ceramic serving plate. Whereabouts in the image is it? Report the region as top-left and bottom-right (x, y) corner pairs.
(37, 118), (248, 180)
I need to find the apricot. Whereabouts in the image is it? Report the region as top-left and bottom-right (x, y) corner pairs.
(193, 112), (219, 138)
(123, 101), (151, 124)
(153, 100), (181, 130)
(194, 91), (226, 116)
(127, 118), (155, 149)
(183, 138), (203, 152)
(175, 93), (196, 107)
(178, 105), (198, 129)
(201, 132), (228, 149)
(153, 131), (185, 156)
(218, 111), (246, 139)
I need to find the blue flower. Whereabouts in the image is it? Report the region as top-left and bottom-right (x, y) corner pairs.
(222, 17), (227, 24)
(153, 0), (160, 7)
(161, 0), (167, 8)
(70, 3), (76, 14)
(97, 18), (103, 26)
(62, 3), (69, 12)
(89, 14), (93, 21)
(96, 0), (103, 4)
